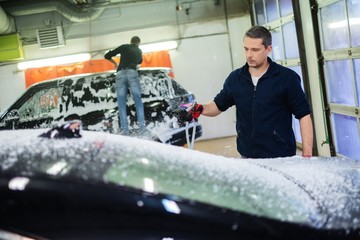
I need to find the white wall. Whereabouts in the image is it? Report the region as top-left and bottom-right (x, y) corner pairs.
(228, 16), (252, 70)
(0, 64), (26, 113)
(170, 34), (236, 140)
(168, 16), (252, 140)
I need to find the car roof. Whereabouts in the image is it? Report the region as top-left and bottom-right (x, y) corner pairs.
(0, 128), (359, 232)
(139, 67), (171, 71)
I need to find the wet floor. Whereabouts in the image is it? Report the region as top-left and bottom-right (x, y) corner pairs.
(186, 136), (240, 158)
(189, 136), (302, 158)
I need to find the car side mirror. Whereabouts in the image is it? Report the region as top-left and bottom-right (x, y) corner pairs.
(4, 109), (20, 130)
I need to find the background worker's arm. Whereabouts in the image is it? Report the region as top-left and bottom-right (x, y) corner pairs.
(299, 114), (313, 157)
(104, 49), (119, 69)
(107, 58), (118, 69)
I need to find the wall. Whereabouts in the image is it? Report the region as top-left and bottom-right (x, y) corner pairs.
(0, 64), (26, 113)
(170, 16), (251, 140)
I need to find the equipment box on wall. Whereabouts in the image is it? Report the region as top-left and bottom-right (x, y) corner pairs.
(0, 33), (24, 61)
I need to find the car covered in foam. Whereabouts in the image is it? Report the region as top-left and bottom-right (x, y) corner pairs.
(0, 67), (202, 145)
(0, 124), (359, 239)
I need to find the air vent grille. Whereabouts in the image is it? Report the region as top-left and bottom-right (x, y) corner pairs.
(37, 26), (65, 49)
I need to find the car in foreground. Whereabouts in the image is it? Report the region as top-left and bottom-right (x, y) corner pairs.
(0, 68), (202, 146)
(0, 123), (359, 239)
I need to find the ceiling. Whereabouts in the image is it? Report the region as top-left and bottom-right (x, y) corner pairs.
(0, 0), (162, 37)
(0, 0), (247, 41)
(0, 0), (248, 63)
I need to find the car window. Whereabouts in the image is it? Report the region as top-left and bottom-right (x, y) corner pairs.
(140, 70), (173, 98)
(65, 74), (116, 109)
(14, 73), (117, 126)
(18, 86), (61, 123)
(170, 79), (188, 96)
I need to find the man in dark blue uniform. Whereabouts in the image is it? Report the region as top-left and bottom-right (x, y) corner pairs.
(186, 26), (313, 158)
(104, 36), (145, 135)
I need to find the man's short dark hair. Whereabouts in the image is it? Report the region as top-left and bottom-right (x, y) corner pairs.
(131, 36), (141, 44)
(244, 26), (272, 47)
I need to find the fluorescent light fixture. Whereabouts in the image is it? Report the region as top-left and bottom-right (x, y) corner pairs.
(17, 53), (91, 70)
(140, 41), (178, 53)
(328, 18), (360, 29)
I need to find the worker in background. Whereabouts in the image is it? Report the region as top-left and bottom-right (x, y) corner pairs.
(104, 36), (146, 135)
(183, 26), (313, 158)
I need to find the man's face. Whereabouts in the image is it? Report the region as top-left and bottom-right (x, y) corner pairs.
(243, 37), (272, 68)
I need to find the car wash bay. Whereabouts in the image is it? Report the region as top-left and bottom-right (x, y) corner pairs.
(0, 0), (359, 161)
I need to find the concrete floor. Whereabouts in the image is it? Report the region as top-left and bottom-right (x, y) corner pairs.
(186, 136), (240, 158)
(188, 136), (302, 158)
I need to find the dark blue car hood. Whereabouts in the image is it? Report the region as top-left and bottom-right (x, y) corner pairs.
(0, 129), (360, 233)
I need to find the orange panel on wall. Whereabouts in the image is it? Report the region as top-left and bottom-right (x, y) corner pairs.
(25, 50), (173, 88)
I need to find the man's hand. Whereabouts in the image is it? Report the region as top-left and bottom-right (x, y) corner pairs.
(173, 102), (203, 122)
(172, 108), (192, 122)
(188, 103), (203, 120)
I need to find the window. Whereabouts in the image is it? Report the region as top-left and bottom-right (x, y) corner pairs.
(332, 113), (360, 160)
(270, 29), (284, 61)
(347, 0), (360, 47)
(283, 21), (299, 59)
(319, 0), (360, 161)
(266, 0), (278, 23)
(18, 87), (61, 122)
(325, 60), (355, 106)
(355, 59), (360, 105)
(279, 0), (293, 17)
(289, 65), (304, 143)
(320, 1), (348, 50)
(254, 0), (266, 25)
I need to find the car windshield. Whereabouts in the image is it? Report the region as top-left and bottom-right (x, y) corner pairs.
(103, 147), (360, 230)
(1, 129), (359, 231)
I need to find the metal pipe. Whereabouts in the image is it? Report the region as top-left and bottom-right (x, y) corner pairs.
(1, 0), (105, 23)
(0, 6), (15, 34)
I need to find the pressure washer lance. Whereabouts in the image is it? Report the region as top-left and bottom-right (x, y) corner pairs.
(185, 121), (197, 149)
(180, 103), (198, 149)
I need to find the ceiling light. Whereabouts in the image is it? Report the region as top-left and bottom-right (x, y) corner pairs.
(328, 18), (360, 29)
(17, 53), (91, 70)
(140, 41), (178, 53)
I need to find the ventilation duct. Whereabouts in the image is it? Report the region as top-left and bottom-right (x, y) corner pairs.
(37, 26), (65, 49)
(1, 0), (159, 32)
(1, 0), (105, 23)
(0, 6), (16, 34)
